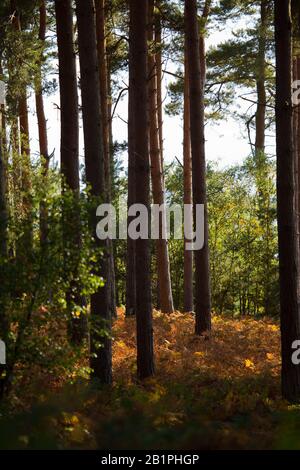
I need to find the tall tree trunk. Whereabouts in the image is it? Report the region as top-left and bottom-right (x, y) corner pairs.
(185, 0), (211, 334)
(0, 61), (7, 263)
(75, 0), (112, 384)
(35, 0), (49, 246)
(19, 98), (32, 236)
(155, 2), (164, 169)
(292, 58), (298, 296)
(55, 0), (86, 344)
(11, 0), (32, 256)
(95, 0), (116, 318)
(19, 98), (30, 159)
(255, 0), (267, 157)
(10, 1), (30, 160)
(106, 65), (117, 314)
(293, 59), (298, 215)
(183, 49), (193, 313)
(275, 0), (300, 403)
(129, 0), (154, 378)
(0, 101), (8, 398)
(126, 1), (137, 317)
(254, 1), (272, 315)
(0, 108), (7, 291)
(10, 115), (19, 221)
(126, 82), (137, 316)
(95, 0), (110, 188)
(148, 0), (174, 313)
(292, 0), (300, 252)
(298, 55), (300, 252)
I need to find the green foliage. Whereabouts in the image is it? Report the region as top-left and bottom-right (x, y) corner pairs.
(0, 157), (108, 386)
(111, 155), (278, 316)
(163, 157), (278, 315)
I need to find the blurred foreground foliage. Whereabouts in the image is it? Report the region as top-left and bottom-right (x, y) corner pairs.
(0, 309), (299, 450)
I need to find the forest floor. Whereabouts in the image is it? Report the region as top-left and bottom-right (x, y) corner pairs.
(1, 309), (300, 450)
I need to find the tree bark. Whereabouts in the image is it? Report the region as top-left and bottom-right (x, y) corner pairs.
(185, 0), (211, 334)
(0, 110), (7, 284)
(19, 97), (30, 159)
(35, 0), (49, 246)
(292, 0), (300, 254)
(75, 0), (112, 384)
(298, 55), (300, 250)
(107, 65), (117, 315)
(126, 66), (137, 316)
(126, 0), (137, 317)
(148, 0), (174, 313)
(129, 0), (155, 378)
(155, 2), (164, 169)
(255, 0), (267, 158)
(10, 1), (30, 161)
(293, 58), (298, 221)
(11, 0), (32, 255)
(55, 0), (86, 344)
(183, 49), (193, 313)
(275, 0), (300, 403)
(95, 0), (110, 188)
(95, 0), (116, 318)
(0, 101), (8, 398)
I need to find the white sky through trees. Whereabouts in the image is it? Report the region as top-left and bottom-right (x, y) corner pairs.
(27, 13), (275, 173)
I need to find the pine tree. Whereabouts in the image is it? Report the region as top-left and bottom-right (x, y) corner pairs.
(185, 0), (211, 334)
(35, 0), (49, 246)
(129, 0), (155, 378)
(183, 44), (193, 313)
(75, 0), (112, 384)
(275, 0), (300, 403)
(148, 0), (174, 314)
(95, 0), (116, 318)
(55, 0), (86, 345)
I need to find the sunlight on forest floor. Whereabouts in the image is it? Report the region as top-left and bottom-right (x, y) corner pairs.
(114, 309), (281, 383)
(2, 310), (300, 450)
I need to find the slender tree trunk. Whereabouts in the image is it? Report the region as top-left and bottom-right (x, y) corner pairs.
(76, 0), (112, 384)
(0, 110), (7, 283)
(0, 61), (7, 263)
(129, 0), (154, 378)
(35, 0), (49, 246)
(275, 0), (300, 403)
(19, 97), (33, 250)
(183, 50), (193, 313)
(155, 2), (164, 169)
(148, 0), (174, 313)
(0, 102), (8, 398)
(106, 67), (117, 315)
(55, 0), (79, 194)
(95, 0), (116, 318)
(292, 0), (300, 251)
(19, 98), (32, 237)
(255, 1), (267, 157)
(255, 1), (272, 315)
(10, 118), (19, 157)
(10, 1), (30, 161)
(126, 2), (137, 317)
(55, 0), (86, 344)
(10, 1), (32, 255)
(10, 115), (19, 222)
(293, 57), (298, 263)
(95, 0), (110, 188)
(185, 0), (211, 334)
(0, 58), (8, 397)
(298, 55), (300, 249)
(19, 98), (30, 159)
(126, 101), (137, 315)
